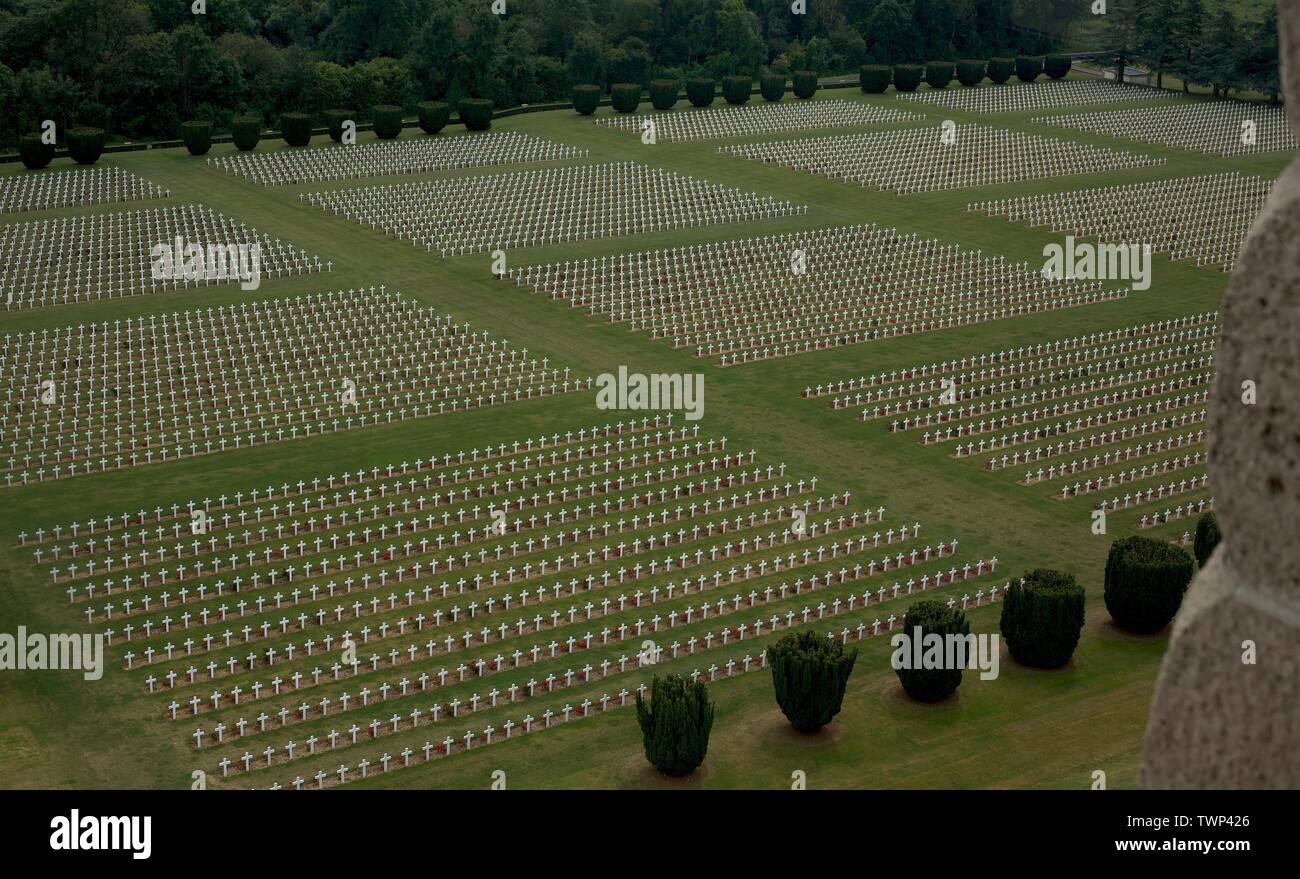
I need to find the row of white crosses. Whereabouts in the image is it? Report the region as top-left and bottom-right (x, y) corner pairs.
(0, 203), (325, 310)
(1055, 451), (1207, 497)
(1, 287), (585, 485)
(971, 172), (1272, 272)
(509, 222), (1125, 366)
(1020, 431), (1206, 484)
(1138, 497), (1214, 529)
(805, 312), (1220, 413)
(303, 161), (806, 255)
(0, 165), (169, 213)
(596, 99), (923, 141)
(721, 124), (1164, 194)
(985, 410), (1208, 473)
(1034, 100), (1298, 156)
(254, 575), (1015, 790)
(1091, 475), (1211, 513)
(897, 79), (1179, 114)
(208, 131), (588, 186)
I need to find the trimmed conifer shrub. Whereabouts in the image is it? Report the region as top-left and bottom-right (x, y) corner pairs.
(987, 57), (1015, 84)
(458, 98), (494, 131)
(768, 630), (858, 732)
(956, 59), (986, 86)
(1104, 536), (1194, 633)
(759, 72), (786, 101)
(67, 127), (104, 165)
(892, 64), (924, 92)
(18, 133), (54, 169)
(1044, 53), (1073, 79)
(231, 116), (261, 151)
(417, 101), (450, 133)
(1016, 55), (1044, 82)
(280, 112), (312, 147)
(894, 600), (969, 702)
(636, 673), (714, 776)
(722, 75), (752, 105)
(180, 120), (212, 156)
(649, 79), (678, 110)
(925, 60), (954, 89)
(1194, 512), (1221, 567)
(859, 64), (891, 93)
(571, 85), (601, 115)
(792, 70), (818, 98)
(685, 77), (716, 107)
(610, 83), (641, 113)
(1000, 569), (1086, 669)
(323, 109), (354, 142)
(372, 104), (403, 139)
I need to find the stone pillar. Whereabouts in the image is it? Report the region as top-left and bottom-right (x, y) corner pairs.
(1140, 0), (1300, 788)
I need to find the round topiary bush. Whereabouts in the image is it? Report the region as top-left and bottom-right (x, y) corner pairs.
(768, 629), (858, 732)
(1104, 536), (1194, 633)
(280, 112), (313, 147)
(759, 72), (786, 101)
(372, 104), (403, 139)
(18, 133), (55, 170)
(893, 599), (970, 702)
(1000, 569), (1086, 669)
(1044, 53), (1073, 79)
(67, 127), (104, 165)
(180, 120), (212, 156)
(1194, 512), (1221, 567)
(417, 101), (450, 134)
(859, 64), (891, 93)
(892, 64), (924, 92)
(792, 70), (818, 99)
(636, 673), (714, 776)
(925, 60), (954, 89)
(571, 85), (601, 115)
(323, 109), (354, 143)
(610, 83), (641, 113)
(231, 115), (261, 151)
(1015, 55), (1044, 82)
(956, 59), (986, 86)
(685, 77), (716, 107)
(458, 98), (494, 131)
(649, 79), (678, 110)
(721, 75), (752, 105)
(987, 57), (1015, 84)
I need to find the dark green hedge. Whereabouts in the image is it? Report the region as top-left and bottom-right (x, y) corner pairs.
(859, 64), (891, 93)
(892, 64), (924, 92)
(759, 72), (786, 101)
(1016, 55), (1044, 82)
(1104, 536), (1194, 633)
(686, 77), (716, 107)
(1194, 512), (1221, 567)
(722, 75), (752, 105)
(610, 83), (641, 113)
(895, 600), (969, 702)
(280, 112), (312, 147)
(1000, 569), (1086, 669)
(458, 98), (494, 130)
(636, 673), (713, 776)
(231, 115), (261, 151)
(925, 60), (954, 89)
(956, 59), (986, 86)
(1045, 54), (1073, 79)
(571, 84), (601, 115)
(988, 57), (1015, 84)
(19, 133), (54, 169)
(67, 127), (104, 165)
(323, 109), (354, 142)
(768, 630), (858, 732)
(417, 101), (450, 134)
(649, 79), (678, 110)
(180, 120), (212, 156)
(372, 104), (403, 139)
(792, 70), (818, 99)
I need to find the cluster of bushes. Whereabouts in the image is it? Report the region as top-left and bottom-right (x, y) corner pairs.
(574, 71), (821, 116)
(860, 54), (1073, 93)
(20, 127), (105, 168)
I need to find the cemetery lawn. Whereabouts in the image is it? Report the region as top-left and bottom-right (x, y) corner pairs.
(1, 79), (1289, 790)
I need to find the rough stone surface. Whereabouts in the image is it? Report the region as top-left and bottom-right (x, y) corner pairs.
(1141, 0), (1300, 788)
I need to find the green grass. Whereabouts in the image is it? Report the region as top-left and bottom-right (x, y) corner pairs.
(0, 79), (1290, 790)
